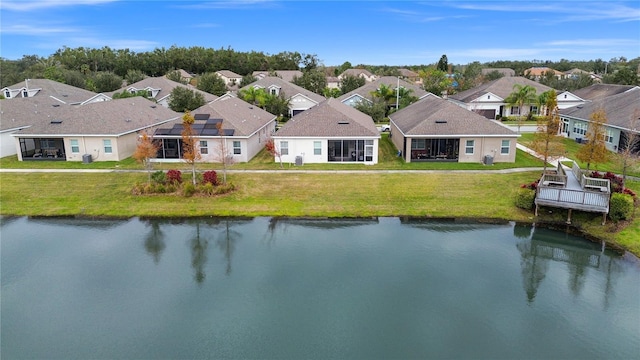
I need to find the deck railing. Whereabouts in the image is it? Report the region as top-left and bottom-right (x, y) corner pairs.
(536, 186), (610, 208)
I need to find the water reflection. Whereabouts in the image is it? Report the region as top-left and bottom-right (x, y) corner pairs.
(143, 219), (166, 264)
(516, 224), (623, 307)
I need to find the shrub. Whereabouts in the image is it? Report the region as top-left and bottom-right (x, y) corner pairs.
(520, 181), (538, 190)
(151, 170), (166, 184)
(515, 188), (536, 210)
(203, 170), (218, 185)
(166, 169), (182, 184)
(200, 182), (215, 195)
(609, 193), (634, 221)
(214, 182), (236, 195)
(182, 182), (196, 197)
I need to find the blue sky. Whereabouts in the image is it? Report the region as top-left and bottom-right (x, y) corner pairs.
(1, 0), (639, 66)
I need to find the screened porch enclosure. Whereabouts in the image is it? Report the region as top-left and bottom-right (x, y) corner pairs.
(154, 138), (182, 159)
(410, 138), (459, 161)
(328, 139), (374, 162)
(19, 138), (66, 160)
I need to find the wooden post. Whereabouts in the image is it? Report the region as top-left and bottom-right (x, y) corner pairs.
(535, 204), (539, 217)
(566, 209), (572, 224)
(602, 212), (607, 226)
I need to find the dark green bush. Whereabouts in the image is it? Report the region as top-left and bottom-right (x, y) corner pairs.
(515, 188), (535, 210)
(151, 170), (166, 184)
(609, 193), (634, 221)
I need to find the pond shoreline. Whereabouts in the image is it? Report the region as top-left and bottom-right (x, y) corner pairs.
(5, 214), (638, 261)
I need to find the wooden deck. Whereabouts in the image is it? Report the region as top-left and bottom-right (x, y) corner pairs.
(535, 162), (610, 223)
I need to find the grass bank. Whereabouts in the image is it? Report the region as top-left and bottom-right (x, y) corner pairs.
(1, 171), (638, 256)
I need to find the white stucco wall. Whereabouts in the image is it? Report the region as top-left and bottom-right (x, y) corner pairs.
(272, 137), (379, 164)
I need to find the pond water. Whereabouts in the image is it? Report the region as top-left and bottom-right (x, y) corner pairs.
(1, 216), (639, 359)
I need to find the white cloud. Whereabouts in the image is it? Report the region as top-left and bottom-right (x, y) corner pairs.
(0, 0), (117, 11)
(544, 39), (639, 47)
(1, 24), (78, 35)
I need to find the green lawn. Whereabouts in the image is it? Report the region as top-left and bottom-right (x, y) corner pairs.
(518, 133), (640, 178)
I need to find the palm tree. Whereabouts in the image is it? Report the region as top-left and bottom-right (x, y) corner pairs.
(370, 83), (396, 106)
(505, 84), (537, 133)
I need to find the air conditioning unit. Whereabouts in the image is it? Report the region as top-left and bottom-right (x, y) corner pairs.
(295, 155), (303, 166)
(483, 155), (493, 165)
(82, 154), (93, 164)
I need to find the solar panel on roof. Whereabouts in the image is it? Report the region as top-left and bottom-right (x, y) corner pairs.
(223, 129), (235, 136)
(194, 113), (210, 120)
(201, 129), (220, 136)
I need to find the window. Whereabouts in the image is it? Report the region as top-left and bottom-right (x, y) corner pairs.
(573, 122), (587, 136)
(603, 129), (614, 143)
(280, 141), (289, 155)
(70, 139), (79, 153)
(200, 140), (208, 155)
(501, 140), (510, 154)
(530, 106), (538, 115)
(510, 106), (519, 115)
(4, 90), (10, 98)
(233, 141), (241, 155)
(314, 141), (321, 155)
(103, 139), (112, 154)
(22, 90), (28, 97)
(465, 140), (474, 155)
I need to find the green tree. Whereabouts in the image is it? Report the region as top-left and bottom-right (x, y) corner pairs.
(239, 74), (257, 87)
(322, 87), (342, 98)
(292, 68), (327, 94)
(354, 98), (387, 123)
(339, 74), (365, 94)
(419, 68), (452, 96)
(90, 72), (123, 92)
(484, 70), (505, 82)
(125, 69), (145, 85)
(617, 110), (640, 190)
(437, 54), (449, 72)
(112, 90), (151, 99)
(505, 84), (537, 133)
(197, 72), (227, 96)
(576, 108), (610, 171)
(181, 111), (201, 185)
(263, 92), (290, 118)
(166, 70), (187, 84)
(238, 86), (267, 106)
(168, 86), (205, 112)
(531, 90), (565, 172)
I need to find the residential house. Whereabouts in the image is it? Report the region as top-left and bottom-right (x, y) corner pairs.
(239, 76), (325, 116)
(252, 70), (303, 83)
(326, 76), (340, 89)
(571, 83), (639, 101)
(481, 68), (516, 77)
(8, 97), (181, 161)
(338, 68), (378, 82)
(524, 67), (563, 81)
(564, 68), (602, 83)
(337, 76), (429, 108)
(1, 78), (111, 105)
(559, 87), (640, 152)
(398, 68), (420, 84)
(152, 96), (276, 163)
(215, 70), (243, 88)
(389, 95), (519, 163)
(272, 98), (380, 164)
(174, 69), (195, 84)
(448, 76), (584, 119)
(108, 77), (217, 108)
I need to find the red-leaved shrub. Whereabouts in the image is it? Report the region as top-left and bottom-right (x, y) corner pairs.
(203, 170), (218, 185)
(166, 169), (182, 184)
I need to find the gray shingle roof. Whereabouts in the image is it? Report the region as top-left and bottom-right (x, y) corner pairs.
(107, 77), (217, 102)
(216, 70), (242, 79)
(450, 76), (552, 103)
(560, 88), (640, 130)
(275, 98), (379, 137)
(1, 79), (101, 104)
(241, 76), (325, 103)
(390, 96), (518, 137)
(186, 97), (276, 136)
(337, 76), (429, 103)
(571, 84), (638, 101)
(339, 68), (374, 78)
(10, 97), (181, 136)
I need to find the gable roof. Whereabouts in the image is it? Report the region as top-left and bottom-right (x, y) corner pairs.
(390, 96), (518, 137)
(398, 68), (418, 78)
(339, 68), (375, 78)
(241, 76), (325, 103)
(481, 68), (516, 77)
(337, 76), (429, 103)
(560, 88), (640, 130)
(524, 67), (562, 77)
(275, 98), (379, 137)
(10, 97), (181, 136)
(187, 96), (276, 136)
(216, 70), (242, 79)
(107, 77), (217, 102)
(1, 79), (103, 105)
(571, 84), (638, 101)
(450, 76), (553, 103)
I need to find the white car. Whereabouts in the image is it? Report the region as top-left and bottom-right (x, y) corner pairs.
(379, 125), (390, 132)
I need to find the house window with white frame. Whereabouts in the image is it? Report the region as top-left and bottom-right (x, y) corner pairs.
(510, 106), (520, 116)
(4, 90), (10, 98)
(530, 105), (538, 115)
(314, 141), (321, 155)
(280, 141), (288, 155)
(103, 139), (112, 154)
(465, 140), (474, 155)
(573, 122), (587, 136)
(22, 90), (28, 97)
(200, 140), (208, 154)
(233, 141), (241, 155)
(501, 140), (510, 154)
(603, 129), (614, 143)
(70, 139), (80, 153)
